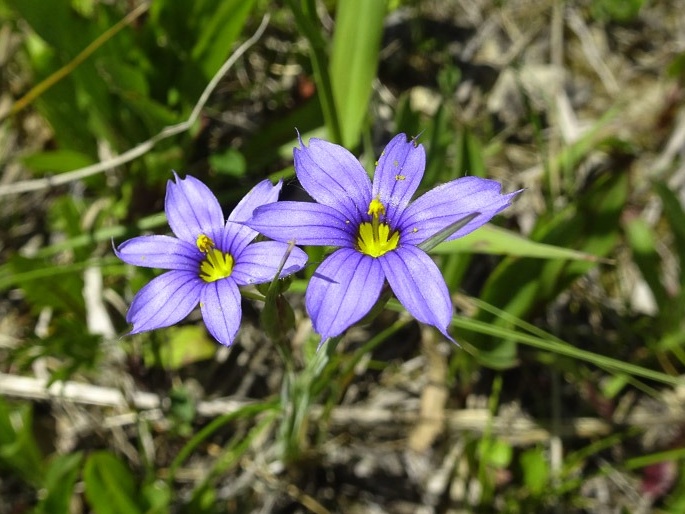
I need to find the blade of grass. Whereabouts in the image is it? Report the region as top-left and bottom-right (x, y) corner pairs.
(167, 400), (278, 486)
(432, 224), (613, 262)
(286, 0), (341, 143)
(329, 0), (386, 147)
(383, 299), (681, 386)
(2, 3), (149, 121)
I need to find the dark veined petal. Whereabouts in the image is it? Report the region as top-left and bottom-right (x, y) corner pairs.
(245, 201), (356, 247)
(115, 235), (201, 271)
(200, 278), (241, 346)
(165, 173), (224, 245)
(231, 241), (308, 286)
(306, 248), (384, 340)
(398, 176), (521, 246)
(372, 133), (426, 225)
(228, 179), (282, 224)
(221, 179), (283, 248)
(223, 180), (284, 256)
(127, 270), (202, 334)
(220, 222), (259, 258)
(294, 136), (372, 223)
(380, 246), (455, 342)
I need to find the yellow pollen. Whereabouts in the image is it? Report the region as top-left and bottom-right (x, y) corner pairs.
(196, 234), (215, 253)
(196, 234), (234, 282)
(367, 198), (385, 217)
(395, 174), (406, 181)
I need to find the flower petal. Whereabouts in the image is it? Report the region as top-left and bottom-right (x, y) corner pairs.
(398, 177), (520, 246)
(372, 133), (426, 225)
(165, 173), (224, 245)
(127, 270), (202, 334)
(200, 278), (241, 346)
(380, 246), (454, 341)
(115, 235), (201, 271)
(220, 222), (259, 258)
(245, 201), (356, 247)
(306, 248), (384, 340)
(217, 180), (285, 256)
(228, 179), (282, 222)
(231, 241), (308, 286)
(294, 136), (372, 223)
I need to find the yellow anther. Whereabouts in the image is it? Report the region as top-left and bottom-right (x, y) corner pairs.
(196, 234), (215, 253)
(395, 174), (406, 181)
(367, 198), (385, 218)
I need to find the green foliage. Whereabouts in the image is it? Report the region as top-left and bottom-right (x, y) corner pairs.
(0, 399), (44, 486)
(83, 451), (145, 514)
(590, 0), (646, 22)
(142, 326), (216, 370)
(520, 447), (549, 497)
(2, 0), (685, 512)
(464, 170), (628, 369)
(33, 453), (83, 514)
(209, 148), (247, 178)
(329, 0), (386, 147)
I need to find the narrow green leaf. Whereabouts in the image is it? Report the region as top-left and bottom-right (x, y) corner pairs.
(190, 0), (257, 78)
(329, 0), (386, 147)
(432, 224), (611, 262)
(418, 213), (479, 252)
(654, 181), (685, 286)
(286, 0), (341, 143)
(624, 217), (667, 306)
(34, 453), (83, 514)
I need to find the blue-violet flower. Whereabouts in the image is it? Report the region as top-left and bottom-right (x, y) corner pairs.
(245, 134), (520, 341)
(115, 174), (308, 346)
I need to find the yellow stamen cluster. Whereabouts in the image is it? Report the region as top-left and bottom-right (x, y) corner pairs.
(356, 198), (399, 258)
(367, 198), (386, 217)
(196, 234), (234, 283)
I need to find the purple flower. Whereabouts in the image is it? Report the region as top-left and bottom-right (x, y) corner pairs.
(245, 134), (520, 341)
(115, 174), (308, 346)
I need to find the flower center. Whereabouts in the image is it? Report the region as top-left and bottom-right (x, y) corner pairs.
(356, 198), (399, 258)
(196, 234), (234, 283)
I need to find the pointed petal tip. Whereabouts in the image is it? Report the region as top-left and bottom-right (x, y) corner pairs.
(439, 326), (460, 346)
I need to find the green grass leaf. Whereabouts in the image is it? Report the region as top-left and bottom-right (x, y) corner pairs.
(34, 453), (83, 514)
(432, 225), (611, 262)
(329, 0), (386, 147)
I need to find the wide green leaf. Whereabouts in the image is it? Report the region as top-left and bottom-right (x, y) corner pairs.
(84, 451), (143, 514)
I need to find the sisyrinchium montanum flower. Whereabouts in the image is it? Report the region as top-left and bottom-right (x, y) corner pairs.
(245, 133), (520, 342)
(115, 174), (308, 346)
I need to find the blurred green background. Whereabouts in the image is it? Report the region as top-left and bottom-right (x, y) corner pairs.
(1, 0), (685, 512)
